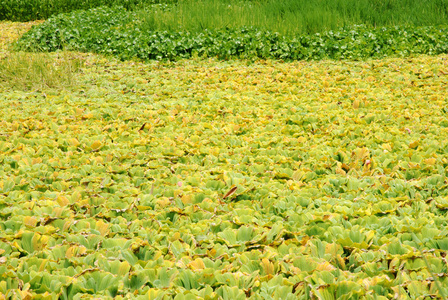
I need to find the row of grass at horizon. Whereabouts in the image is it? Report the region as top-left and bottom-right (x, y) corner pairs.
(139, 0), (448, 35)
(2, 0), (448, 35)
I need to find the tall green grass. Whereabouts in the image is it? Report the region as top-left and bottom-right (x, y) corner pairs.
(139, 0), (448, 35)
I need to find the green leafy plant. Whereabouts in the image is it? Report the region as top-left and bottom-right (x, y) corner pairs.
(14, 6), (448, 62)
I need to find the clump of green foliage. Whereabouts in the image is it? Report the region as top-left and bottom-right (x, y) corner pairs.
(14, 6), (448, 62)
(0, 0), (175, 22)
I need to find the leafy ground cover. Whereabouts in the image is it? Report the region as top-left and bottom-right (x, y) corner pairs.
(14, 7), (448, 62)
(2, 21), (448, 299)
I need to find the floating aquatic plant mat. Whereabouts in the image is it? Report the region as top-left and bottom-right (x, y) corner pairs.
(2, 25), (448, 300)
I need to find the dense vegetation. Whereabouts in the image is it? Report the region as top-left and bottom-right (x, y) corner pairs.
(2, 50), (448, 299)
(14, 6), (448, 62)
(0, 0), (173, 22)
(3, 0), (448, 298)
(138, 0), (448, 35)
(3, 0), (448, 30)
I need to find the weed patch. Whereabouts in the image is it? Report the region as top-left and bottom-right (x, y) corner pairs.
(0, 51), (84, 91)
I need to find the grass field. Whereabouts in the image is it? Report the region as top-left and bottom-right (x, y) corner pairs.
(139, 0), (448, 35)
(3, 0), (448, 33)
(2, 20), (448, 299)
